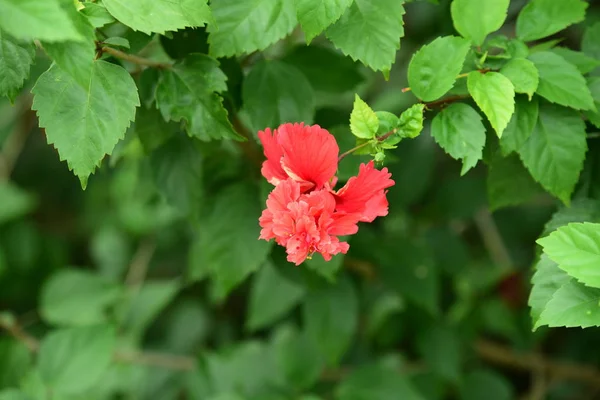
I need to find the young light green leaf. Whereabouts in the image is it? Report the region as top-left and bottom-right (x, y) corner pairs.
(450, 0), (509, 46)
(81, 3), (115, 28)
(0, 0), (82, 42)
(295, 0), (352, 43)
(499, 58), (538, 100)
(0, 30), (35, 101)
(396, 103), (425, 139)
(529, 255), (570, 328)
(519, 103), (586, 205)
(467, 71), (515, 138)
(247, 263), (306, 331)
(537, 279), (600, 328)
(208, 0), (297, 58)
(242, 60), (315, 132)
(431, 103), (486, 175)
(499, 95), (538, 156)
(38, 325), (116, 394)
(550, 47), (600, 75)
(537, 223), (600, 289)
(156, 54), (244, 141)
(40, 269), (122, 326)
(516, 0), (587, 42)
(103, 0), (213, 35)
(350, 94), (379, 139)
(326, 0), (405, 73)
(407, 36), (470, 102)
(487, 153), (542, 211)
(31, 61), (139, 189)
(528, 51), (595, 111)
(303, 276), (358, 366)
(583, 77), (600, 128)
(0, 182), (36, 225)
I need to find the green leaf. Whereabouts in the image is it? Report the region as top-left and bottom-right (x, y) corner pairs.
(335, 360), (424, 400)
(431, 103), (486, 176)
(543, 199), (600, 237)
(208, 0), (297, 58)
(0, 339), (31, 390)
(416, 325), (462, 382)
(487, 153), (542, 211)
(81, 3), (115, 28)
(103, 37), (130, 49)
(0, 0), (82, 42)
(350, 94), (379, 139)
(272, 325), (323, 390)
(583, 77), (600, 129)
(499, 58), (538, 100)
(149, 135), (203, 215)
(0, 390), (32, 400)
(537, 279), (600, 328)
(396, 103), (425, 139)
(528, 51), (595, 111)
(242, 60), (315, 131)
(499, 95), (538, 156)
(294, 0), (352, 43)
(102, 0), (213, 35)
(134, 105), (177, 153)
(0, 30), (35, 100)
(516, 0), (587, 42)
(550, 47), (600, 75)
(38, 325), (116, 394)
(460, 370), (514, 400)
(537, 223), (600, 289)
(156, 54), (243, 141)
(467, 71), (515, 138)
(31, 61), (139, 189)
(407, 36), (470, 102)
(303, 276), (358, 365)
(529, 254), (570, 328)
(282, 45), (363, 94)
(40, 269), (122, 326)
(326, 0), (405, 73)
(582, 22), (600, 60)
(247, 263), (306, 331)
(450, 0), (509, 46)
(0, 182), (36, 225)
(518, 102), (587, 205)
(194, 183), (272, 300)
(304, 251), (345, 281)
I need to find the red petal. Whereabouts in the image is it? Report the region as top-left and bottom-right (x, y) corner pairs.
(335, 161), (395, 222)
(258, 127), (287, 185)
(278, 123), (339, 190)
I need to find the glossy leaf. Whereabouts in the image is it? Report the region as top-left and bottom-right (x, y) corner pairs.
(499, 58), (538, 100)
(450, 0), (509, 45)
(467, 71), (515, 138)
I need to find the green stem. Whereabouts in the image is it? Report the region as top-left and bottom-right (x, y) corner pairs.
(338, 130), (395, 162)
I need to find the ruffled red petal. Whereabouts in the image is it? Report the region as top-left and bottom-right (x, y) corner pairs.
(258, 127), (287, 185)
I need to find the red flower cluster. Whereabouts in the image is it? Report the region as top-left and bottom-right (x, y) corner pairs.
(258, 123), (395, 265)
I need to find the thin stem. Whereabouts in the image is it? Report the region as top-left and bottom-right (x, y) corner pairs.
(124, 238), (156, 289)
(338, 130), (395, 162)
(0, 317), (39, 352)
(423, 94), (471, 110)
(474, 208), (514, 269)
(101, 46), (172, 69)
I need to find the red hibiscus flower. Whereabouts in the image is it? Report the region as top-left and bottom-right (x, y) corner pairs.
(258, 123), (394, 265)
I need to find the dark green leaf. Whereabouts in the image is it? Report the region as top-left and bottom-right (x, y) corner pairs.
(417, 325), (462, 382)
(537, 279), (600, 328)
(516, 0), (587, 42)
(582, 22), (600, 60)
(499, 95), (538, 156)
(543, 199), (600, 237)
(0, 30), (35, 100)
(487, 153), (543, 211)
(295, 0), (352, 43)
(460, 370), (514, 400)
(529, 254), (570, 328)
(0, 339), (31, 390)
(134, 105), (177, 153)
(584, 77), (600, 128)
(0, 182), (36, 225)
(450, 0), (509, 46)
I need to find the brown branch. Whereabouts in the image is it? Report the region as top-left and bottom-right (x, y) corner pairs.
(101, 46), (172, 69)
(423, 94), (471, 110)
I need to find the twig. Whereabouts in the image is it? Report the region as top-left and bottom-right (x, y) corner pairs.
(0, 98), (36, 181)
(474, 208), (514, 269)
(0, 317), (39, 352)
(114, 350), (196, 371)
(475, 339), (600, 389)
(338, 130), (395, 162)
(124, 238), (156, 288)
(101, 46), (172, 69)
(423, 94), (471, 110)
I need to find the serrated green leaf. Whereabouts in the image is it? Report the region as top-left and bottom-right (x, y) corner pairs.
(38, 325), (116, 394)
(416, 325), (462, 382)
(242, 60), (315, 131)
(543, 199), (600, 237)
(529, 255), (570, 327)
(499, 95), (538, 156)
(583, 77), (600, 128)
(0, 30), (35, 100)
(295, 0), (352, 43)
(518, 103), (586, 205)
(350, 94), (378, 139)
(397, 103), (425, 139)
(40, 269), (122, 326)
(487, 153), (542, 211)
(516, 0), (587, 42)
(450, 0), (509, 46)
(194, 183), (272, 300)
(537, 279), (600, 328)
(528, 51), (595, 111)
(431, 103), (486, 175)
(537, 222), (600, 289)
(156, 54), (244, 141)
(282, 45), (363, 94)
(407, 36), (470, 102)
(272, 325), (323, 390)
(303, 276), (358, 366)
(208, 0), (297, 58)
(550, 47), (600, 75)
(0, 0), (82, 42)
(467, 71), (515, 138)
(0, 182), (36, 225)
(80, 3), (115, 28)
(326, 0), (405, 73)
(499, 58), (538, 100)
(247, 263), (306, 331)
(103, 37), (130, 49)
(103, 0), (213, 35)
